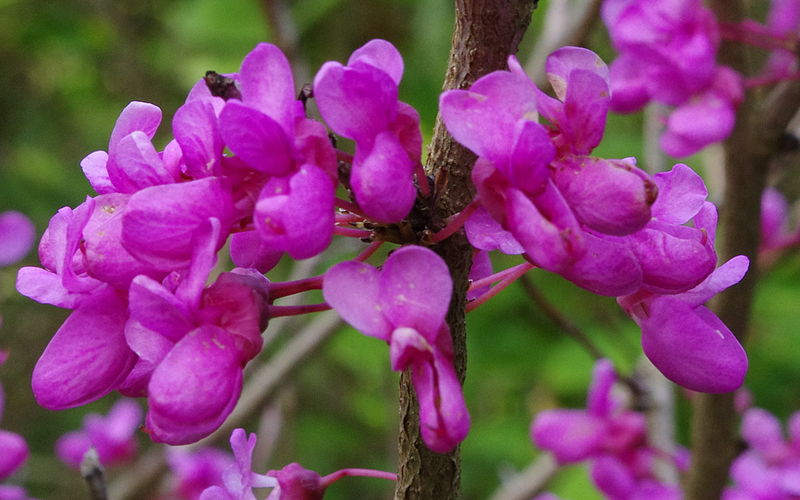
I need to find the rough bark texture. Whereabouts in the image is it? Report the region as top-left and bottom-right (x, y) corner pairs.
(393, 2), (537, 499)
(685, 2), (800, 498)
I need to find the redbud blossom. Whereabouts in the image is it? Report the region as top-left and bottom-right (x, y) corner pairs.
(55, 399), (141, 468)
(324, 245), (470, 453)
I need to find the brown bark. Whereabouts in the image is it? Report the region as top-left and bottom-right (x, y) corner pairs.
(685, 2), (800, 498)
(393, 2), (537, 499)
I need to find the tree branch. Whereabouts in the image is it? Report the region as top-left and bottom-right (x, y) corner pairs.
(80, 448), (108, 500)
(488, 453), (558, 500)
(394, 2), (538, 499)
(517, 275), (604, 361)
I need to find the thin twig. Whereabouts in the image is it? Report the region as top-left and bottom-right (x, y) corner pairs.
(80, 448), (108, 500)
(634, 356), (678, 484)
(517, 275), (604, 360)
(488, 453), (558, 500)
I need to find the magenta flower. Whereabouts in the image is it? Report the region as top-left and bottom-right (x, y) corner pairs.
(724, 407), (800, 499)
(128, 258), (270, 444)
(265, 463), (324, 500)
(603, 0), (720, 106)
(121, 178), (237, 272)
(602, 0), (744, 156)
(80, 101), (179, 195)
(200, 429), (396, 500)
(618, 255), (749, 393)
(532, 360), (681, 500)
(441, 47), (655, 297)
(219, 42), (337, 260)
(324, 245), (470, 453)
(314, 39), (422, 223)
(166, 447), (234, 500)
(199, 429), (277, 500)
(28, 284), (135, 409)
(55, 398), (141, 468)
(532, 360), (646, 464)
(628, 163), (718, 294)
(0, 212), (34, 267)
(122, 222), (266, 443)
(464, 207), (524, 256)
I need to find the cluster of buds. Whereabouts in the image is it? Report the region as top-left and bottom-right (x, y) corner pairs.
(532, 360), (686, 500)
(441, 47), (748, 393)
(725, 407), (800, 499)
(14, 35), (749, 459)
(602, 0), (800, 157)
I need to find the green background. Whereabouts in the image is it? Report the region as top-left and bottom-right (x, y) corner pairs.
(1, 1), (798, 498)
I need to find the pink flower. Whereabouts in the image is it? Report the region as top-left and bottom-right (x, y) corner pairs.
(166, 447), (234, 500)
(314, 39), (422, 223)
(0, 212), (34, 267)
(55, 399), (141, 468)
(219, 43), (337, 260)
(323, 245), (470, 453)
(618, 256), (749, 393)
(602, 0), (745, 156)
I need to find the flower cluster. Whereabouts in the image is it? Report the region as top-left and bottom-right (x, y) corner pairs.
(15, 39), (425, 446)
(725, 407), (800, 499)
(55, 398), (141, 468)
(601, 0), (743, 157)
(441, 47), (748, 393)
(15, 32), (753, 471)
(602, 0), (800, 157)
(442, 47), (657, 298)
(531, 360), (684, 500)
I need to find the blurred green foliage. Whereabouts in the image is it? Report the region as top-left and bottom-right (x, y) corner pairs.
(1, 1), (800, 499)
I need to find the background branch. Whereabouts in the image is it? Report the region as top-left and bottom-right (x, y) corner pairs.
(80, 448), (108, 500)
(685, 2), (800, 498)
(488, 453), (558, 500)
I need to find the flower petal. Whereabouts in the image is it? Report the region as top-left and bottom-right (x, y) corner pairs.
(379, 245), (451, 339)
(174, 100), (224, 179)
(123, 178), (235, 270)
(351, 131), (415, 223)
(239, 43), (297, 135)
(323, 260), (391, 341)
(32, 287), (135, 409)
(146, 326), (244, 445)
(640, 298), (747, 393)
(314, 61), (397, 142)
(531, 409), (605, 463)
(348, 39), (404, 85)
(219, 102), (294, 176)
